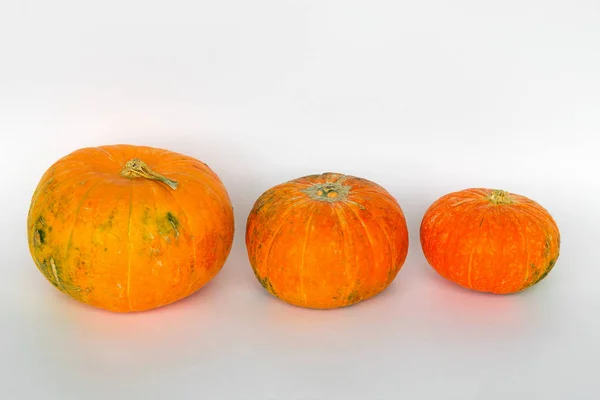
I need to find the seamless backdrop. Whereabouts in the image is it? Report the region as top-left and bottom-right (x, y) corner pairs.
(1, 1), (599, 399)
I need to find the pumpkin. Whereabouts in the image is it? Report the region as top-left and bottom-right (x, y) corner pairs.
(420, 188), (560, 294)
(245, 172), (409, 309)
(27, 144), (234, 312)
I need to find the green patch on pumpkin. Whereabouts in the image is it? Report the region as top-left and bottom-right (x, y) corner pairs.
(98, 208), (117, 230)
(34, 229), (46, 246)
(347, 289), (360, 303)
(157, 211), (180, 239)
(32, 215), (48, 247)
(142, 207), (152, 224)
(38, 258), (54, 283)
(166, 212), (180, 234)
(534, 258), (557, 284)
(259, 276), (276, 295)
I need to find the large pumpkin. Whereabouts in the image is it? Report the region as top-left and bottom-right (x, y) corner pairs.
(245, 172), (409, 309)
(27, 144), (234, 312)
(420, 188), (560, 294)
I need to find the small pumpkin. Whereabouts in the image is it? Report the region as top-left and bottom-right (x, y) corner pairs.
(420, 188), (560, 294)
(27, 144), (234, 312)
(245, 172), (409, 309)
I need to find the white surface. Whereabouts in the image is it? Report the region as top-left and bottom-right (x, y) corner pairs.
(1, 1), (599, 399)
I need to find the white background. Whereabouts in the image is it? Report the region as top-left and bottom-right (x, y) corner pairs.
(1, 1), (599, 399)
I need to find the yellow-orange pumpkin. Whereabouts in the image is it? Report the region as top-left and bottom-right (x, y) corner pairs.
(420, 188), (560, 294)
(27, 144), (234, 312)
(245, 172), (409, 309)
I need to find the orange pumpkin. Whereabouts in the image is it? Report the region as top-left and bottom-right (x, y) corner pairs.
(27, 144), (234, 312)
(245, 172), (409, 309)
(420, 188), (560, 294)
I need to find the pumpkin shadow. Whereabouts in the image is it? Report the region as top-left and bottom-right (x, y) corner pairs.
(415, 260), (532, 334)
(28, 275), (232, 373)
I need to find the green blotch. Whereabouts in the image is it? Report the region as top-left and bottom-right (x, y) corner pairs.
(99, 209), (117, 230)
(534, 258), (557, 284)
(38, 258), (54, 283)
(259, 276), (276, 295)
(34, 229), (46, 246)
(142, 207), (152, 224)
(251, 266), (276, 296)
(544, 237), (551, 257)
(157, 211), (180, 239)
(347, 289), (359, 303)
(167, 211), (179, 227)
(32, 215), (48, 247)
(166, 212), (180, 237)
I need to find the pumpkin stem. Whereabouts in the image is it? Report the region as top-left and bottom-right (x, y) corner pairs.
(303, 182), (350, 202)
(489, 189), (512, 204)
(120, 158), (178, 190)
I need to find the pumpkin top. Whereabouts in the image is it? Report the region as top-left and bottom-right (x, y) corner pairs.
(488, 189), (513, 205)
(302, 181), (351, 202)
(120, 158), (179, 190)
(251, 172), (400, 213)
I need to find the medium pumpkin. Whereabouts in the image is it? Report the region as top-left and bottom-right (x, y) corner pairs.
(420, 188), (560, 294)
(245, 172), (409, 309)
(27, 144), (234, 312)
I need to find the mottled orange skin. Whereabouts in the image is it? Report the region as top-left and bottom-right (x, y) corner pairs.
(27, 145), (234, 312)
(245, 172), (409, 309)
(420, 188), (560, 294)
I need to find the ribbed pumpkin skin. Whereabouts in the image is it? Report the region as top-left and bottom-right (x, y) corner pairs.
(246, 172), (409, 309)
(27, 145), (234, 312)
(420, 188), (560, 294)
